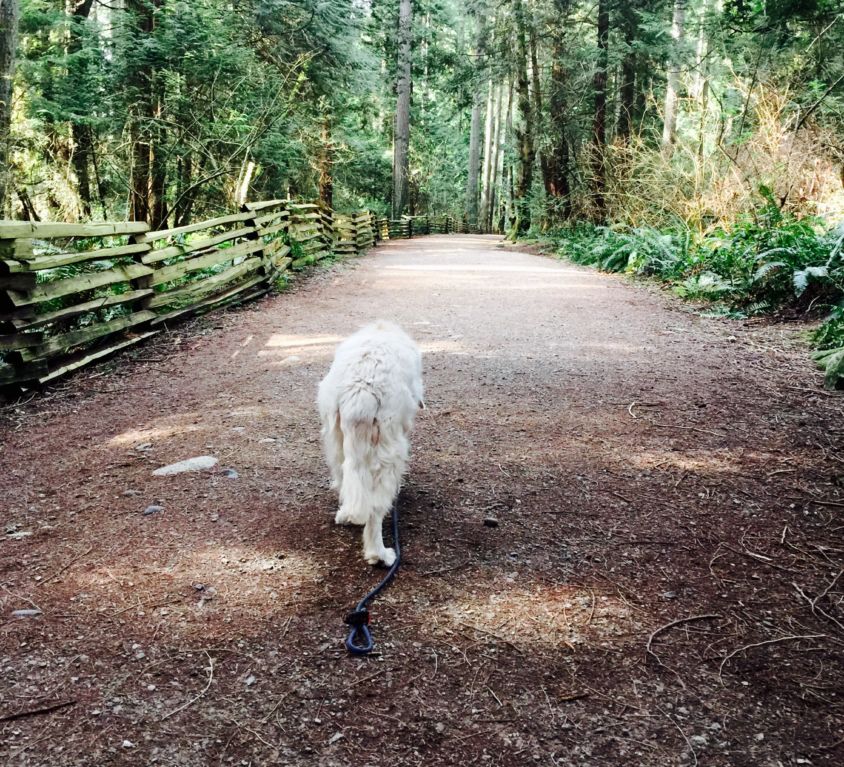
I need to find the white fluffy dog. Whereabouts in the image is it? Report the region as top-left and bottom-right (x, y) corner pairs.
(318, 322), (423, 566)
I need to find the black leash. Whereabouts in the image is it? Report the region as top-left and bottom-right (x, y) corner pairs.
(344, 502), (401, 655)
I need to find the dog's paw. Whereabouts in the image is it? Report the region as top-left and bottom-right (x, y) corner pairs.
(335, 507), (368, 526)
(336, 504), (368, 526)
(365, 547), (396, 567)
(381, 547), (396, 567)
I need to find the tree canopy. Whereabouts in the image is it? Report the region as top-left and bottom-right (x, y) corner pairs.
(0, 0), (841, 232)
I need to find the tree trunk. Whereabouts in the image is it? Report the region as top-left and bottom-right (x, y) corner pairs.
(511, 0), (535, 236)
(661, 0), (686, 155)
(529, 17), (551, 200)
(488, 83), (504, 232)
(502, 76), (515, 233)
(466, 93), (482, 227)
(68, 1), (96, 219)
(130, 120), (151, 223)
(318, 113), (333, 209)
(0, 0), (19, 217)
(128, 1), (166, 226)
(71, 124), (93, 218)
(617, 3), (638, 142)
(479, 79), (495, 229)
(547, 52), (571, 218)
(392, 0), (413, 218)
(591, 0), (609, 221)
(173, 153), (193, 227)
(150, 77), (167, 229)
(128, 1), (153, 223)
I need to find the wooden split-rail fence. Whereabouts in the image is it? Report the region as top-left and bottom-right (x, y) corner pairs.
(0, 202), (470, 388)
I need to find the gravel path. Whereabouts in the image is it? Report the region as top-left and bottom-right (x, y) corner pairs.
(1, 234), (842, 766)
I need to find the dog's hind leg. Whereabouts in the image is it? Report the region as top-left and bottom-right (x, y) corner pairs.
(335, 419), (376, 526)
(361, 447), (404, 565)
(321, 411), (344, 491)
(362, 510), (396, 566)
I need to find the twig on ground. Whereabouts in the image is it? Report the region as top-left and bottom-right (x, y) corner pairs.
(646, 614), (722, 688)
(647, 614), (722, 665)
(784, 385), (839, 398)
(584, 589), (597, 627)
(111, 593), (177, 618)
(351, 669), (386, 688)
(816, 569), (843, 603)
(559, 691), (589, 702)
(808, 499), (844, 509)
(793, 577), (844, 633)
(656, 705), (699, 767)
(718, 634), (826, 683)
(486, 686), (503, 707)
(160, 651), (215, 721)
(418, 558), (470, 577)
(1, 586), (42, 613)
(723, 542), (798, 573)
(261, 692), (291, 724)
(0, 699), (76, 723)
(229, 718), (278, 749)
(645, 419), (726, 438)
(38, 546), (94, 586)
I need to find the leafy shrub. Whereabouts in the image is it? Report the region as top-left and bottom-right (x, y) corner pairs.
(812, 303), (844, 389)
(551, 196), (840, 313)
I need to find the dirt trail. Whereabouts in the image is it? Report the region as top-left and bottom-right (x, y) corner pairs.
(1, 234), (842, 766)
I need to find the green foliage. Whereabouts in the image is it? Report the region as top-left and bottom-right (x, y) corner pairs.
(812, 299), (844, 389)
(553, 222), (690, 279)
(553, 194), (841, 313)
(813, 343), (844, 389)
(12, 0), (474, 223)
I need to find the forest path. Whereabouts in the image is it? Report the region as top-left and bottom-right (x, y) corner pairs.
(2, 234), (843, 766)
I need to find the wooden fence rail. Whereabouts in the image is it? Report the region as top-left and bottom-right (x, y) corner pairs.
(0, 202), (460, 388)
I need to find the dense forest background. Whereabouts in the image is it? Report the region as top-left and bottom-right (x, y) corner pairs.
(1, 1), (842, 232)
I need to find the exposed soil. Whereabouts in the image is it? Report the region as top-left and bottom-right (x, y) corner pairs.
(1, 234), (843, 766)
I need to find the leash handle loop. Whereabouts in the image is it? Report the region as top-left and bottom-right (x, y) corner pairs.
(343, 503), (401, 656)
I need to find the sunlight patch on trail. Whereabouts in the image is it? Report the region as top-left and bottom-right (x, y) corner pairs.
(437, 583), (642, 651)
(623, 448), (748, 474)
(262, 333), (344, 350)
(108, 415), (203, 448)
(383, 264), (575, 274)
(71, 545), (322, 641)
(258, 333), (344, 363)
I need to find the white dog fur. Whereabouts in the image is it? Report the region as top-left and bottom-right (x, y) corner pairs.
(318, 321), (423, 566)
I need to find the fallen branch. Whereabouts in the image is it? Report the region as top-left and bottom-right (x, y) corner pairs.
(160, 651), (215, 721)
(718, 634), (826, 682)
(38, 546), (94, 586)
(645, 420), (726, 439)
(0, 699), (76, 723)
(646, 614), (722, 688)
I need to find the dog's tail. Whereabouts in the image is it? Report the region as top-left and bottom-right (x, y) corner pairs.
(337, 388), (381, 525)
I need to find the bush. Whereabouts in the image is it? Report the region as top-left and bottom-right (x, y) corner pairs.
(550, 197), (841, 314)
